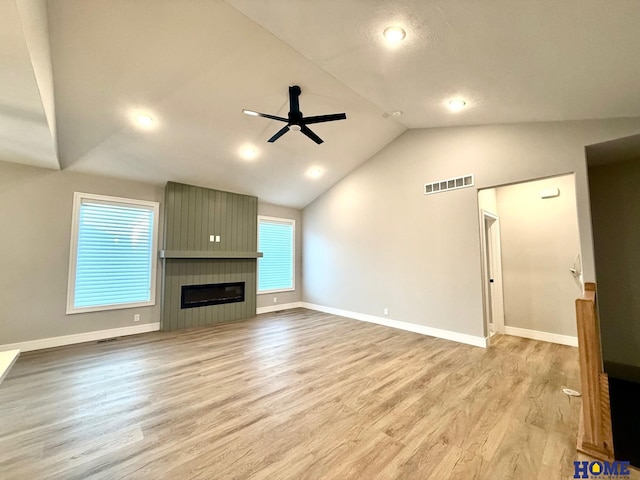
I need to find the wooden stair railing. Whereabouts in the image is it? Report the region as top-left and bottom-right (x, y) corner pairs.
(575, 282), (614, 461)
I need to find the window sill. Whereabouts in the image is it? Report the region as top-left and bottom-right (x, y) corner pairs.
(257, 288), (295, 295)
(66, 300), (155, 315)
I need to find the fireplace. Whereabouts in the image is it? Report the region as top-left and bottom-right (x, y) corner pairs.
(161, 183), (258, 331)
(181, 281), (245, 309)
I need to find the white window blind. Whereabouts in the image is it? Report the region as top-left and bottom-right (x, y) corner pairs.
(258, 216), (295, 293)
(67, 193), (159, 314)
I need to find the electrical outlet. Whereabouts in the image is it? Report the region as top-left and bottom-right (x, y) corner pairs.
(273, 297), (277, 303)
(383, 308), (389, 316)
(209, 235), (215, 242)
(134, 314), (140, 322)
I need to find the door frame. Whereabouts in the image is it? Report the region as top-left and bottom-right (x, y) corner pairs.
(480, 210), (505, 338)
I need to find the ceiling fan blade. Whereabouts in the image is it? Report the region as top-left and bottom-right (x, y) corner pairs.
(267, 125), (290, 143)
(289, 86), (301, 114)
(303, 113), (347, 125)
(242, 109), (288, 122)
(301, 125), (324, 144)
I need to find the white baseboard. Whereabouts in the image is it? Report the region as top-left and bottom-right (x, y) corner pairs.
(504, 325), (578, 347)
(301, 302), (488, 348)
(0, 323), (161, 353)
(256, 302), (302, 314)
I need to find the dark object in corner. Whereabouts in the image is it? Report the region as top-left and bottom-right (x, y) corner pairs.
(97, 338), (118, 344)
(608, 375), (640, 467)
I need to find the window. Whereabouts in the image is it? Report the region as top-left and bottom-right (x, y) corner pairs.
(67, 192), (159, 314)
(258, 216), (295, 293)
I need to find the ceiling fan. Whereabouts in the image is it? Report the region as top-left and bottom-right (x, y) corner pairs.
(242, 85), (346, 144)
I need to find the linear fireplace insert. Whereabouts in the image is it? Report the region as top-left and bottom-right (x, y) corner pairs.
(180, 281), (245, 309)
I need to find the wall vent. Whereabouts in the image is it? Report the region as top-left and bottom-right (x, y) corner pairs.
(424, 174), (474, 195)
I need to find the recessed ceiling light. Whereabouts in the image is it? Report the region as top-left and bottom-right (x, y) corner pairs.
(392, 110), (403, 117)
(240, 146), (257, 160)
(135, 114), (154, 127)
(383, 26), (406, 43)
(448, 99), (467, 112)
(307, 167), (323, 178)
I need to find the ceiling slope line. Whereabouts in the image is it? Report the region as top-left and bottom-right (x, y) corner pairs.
(15, 0), (60, 169)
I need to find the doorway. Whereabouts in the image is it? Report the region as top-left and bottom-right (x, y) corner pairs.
(478, 174), (582, 346)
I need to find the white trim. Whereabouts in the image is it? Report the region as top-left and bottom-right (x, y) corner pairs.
(0, 349), (20, 384)
(257, 287), (296, 295)
(256, 302), (302, 314)
(66, 192), (160, 315)
(504, 325), (578, 347)
(488, 323), (498, 337)
(0, 323), (160, 353)
(480, 209), (505, 335)
(301, 303), (488, 348)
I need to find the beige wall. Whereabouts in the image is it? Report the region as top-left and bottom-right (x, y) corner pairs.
(256, 202), (303, 308)
(496, 175), (582, 337)
(478, 188), (497, 215)
(0, 161), (164, 345)
(303, 119), (640, 339)
(588, 158), (640, 367)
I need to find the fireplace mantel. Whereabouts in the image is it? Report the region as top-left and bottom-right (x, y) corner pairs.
(160, 250), (263, 259)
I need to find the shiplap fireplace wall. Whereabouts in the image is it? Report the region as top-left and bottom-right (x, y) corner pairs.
(160, 182), (261, 331)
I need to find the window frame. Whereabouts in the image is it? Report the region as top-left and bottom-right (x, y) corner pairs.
(257, 215), (296, 295)
(66, 192), (160, 315)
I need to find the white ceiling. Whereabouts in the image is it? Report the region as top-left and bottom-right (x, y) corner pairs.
(2, 0), (640, 207)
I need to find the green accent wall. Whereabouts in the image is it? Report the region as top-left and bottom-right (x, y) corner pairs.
(162, 182), (258, 331)
(164, 182), (257, 252)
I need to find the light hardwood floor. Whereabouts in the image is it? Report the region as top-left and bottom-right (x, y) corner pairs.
(0, 308), (629, 479)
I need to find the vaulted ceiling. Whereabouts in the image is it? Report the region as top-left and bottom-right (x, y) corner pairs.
(3, 0), (640, 207)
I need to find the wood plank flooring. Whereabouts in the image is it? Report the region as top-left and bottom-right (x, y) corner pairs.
(0, 308), (633, 479)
